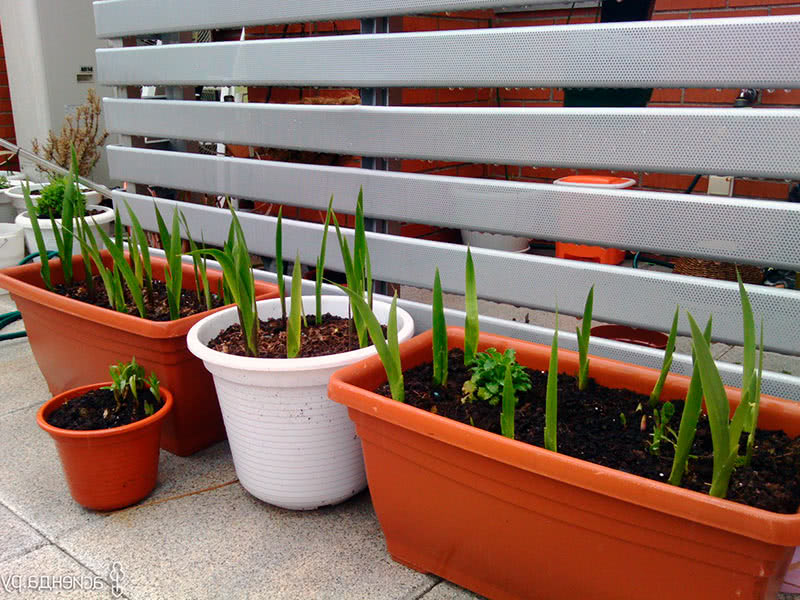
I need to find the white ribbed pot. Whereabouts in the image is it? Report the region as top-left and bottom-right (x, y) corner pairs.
(15, 205), (114, 254)
(7, 184), (100, 215)
(187, 295), (415, 510)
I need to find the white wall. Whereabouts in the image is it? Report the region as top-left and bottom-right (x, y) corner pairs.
(0, 0), (114, 185)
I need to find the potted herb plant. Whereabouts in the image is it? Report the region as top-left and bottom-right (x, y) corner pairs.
(36, 358), (173, 511)
(14, 176), (110, 252)
(187, 194), (415, 510)
(0, 155), (279, 456)
(328, 255), (800, 600)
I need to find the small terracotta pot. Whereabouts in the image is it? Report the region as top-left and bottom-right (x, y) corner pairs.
(329, 327), (800, 600)
(0, 251), (279, 456)
(37, 383), (173, 511)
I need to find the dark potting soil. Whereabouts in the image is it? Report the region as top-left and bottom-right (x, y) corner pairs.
(53, 276), (224, 321)
(208, 314), (367, 358)
(46, 388), (164, 431)
(35, 207), (103, 220)
(376, 349), (800, 514)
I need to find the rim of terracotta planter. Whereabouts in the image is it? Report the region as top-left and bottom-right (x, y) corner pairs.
(187, 295), (415, 373)
(37, 381), (174, 439)
(328, 326), (800, 546)
(0, 251), (277, 339)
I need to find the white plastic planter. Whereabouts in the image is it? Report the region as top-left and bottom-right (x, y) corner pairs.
(0, 192), (14, 223)
(187, 295), (414, 510)
(0, 223), (24, 295)
(460, 229), (530, 252)
(6, 184), (101, 215)
(15, 205), (115, 254)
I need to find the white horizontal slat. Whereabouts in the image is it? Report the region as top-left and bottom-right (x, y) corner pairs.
(95, 17), (800, 89)
(103, 100), (800, 179)
(108, 146), (800, 270)
(93, 0), (553, 38)
(159, 247), (800, 402)
(116, 191), (800, 355)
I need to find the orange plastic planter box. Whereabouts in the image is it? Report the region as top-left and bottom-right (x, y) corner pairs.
(37, 383), (173, 511)
(0, 252), (278, 456)
(329, 328), (800, 600)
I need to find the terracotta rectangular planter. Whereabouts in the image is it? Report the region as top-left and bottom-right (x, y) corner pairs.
(0, 251), (278, 456)
(328, 327), (800, 600)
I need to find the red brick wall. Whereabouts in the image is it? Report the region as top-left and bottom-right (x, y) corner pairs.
(0, 27), (19, 171)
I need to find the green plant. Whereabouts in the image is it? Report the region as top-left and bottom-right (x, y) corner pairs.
(332, 189), (373, 349)
(737, 271), (764, 466)
(500, 362), (516, 439)
(22, 182), (53, 290)
(544, 313), (559, 453)
(180, 212), (212, 311)
(153, 204), (184, 321)
(650, 401), (677, 455)
(338, 285), (404, 403)
(461, 348), (531, 406)
(464, 247), (479, 367)
(102, 357), (160, 417)
(286, 251), (303, 358)
(432, 268), (448, 387)
(192, 205), (260, 356)
(575, 285), (593, 391)
(0, 175), (10, 190)
(668, 316), (712, 486)
(315, 196), (333, 325)
(649, 306), (679, 408)
(276, 206), (286, 324)
(36, 177), (86, 219)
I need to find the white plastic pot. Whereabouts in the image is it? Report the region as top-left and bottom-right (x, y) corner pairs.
(6, 183), (101, 215)
(0, 223), (24, 295)
(0, 191), (14, 223)
(460, 229), (530, 252)
(187, 295), (415, 510)
(15, 205), (115, 254)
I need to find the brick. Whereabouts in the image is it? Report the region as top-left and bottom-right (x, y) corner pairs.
(401, 88), (439, 105)
(487, 165), (520, 178)
(682, 88), (740, 104)
(733, 179), (790, 199)
(430, 10), (495, 19)
(655, 0), (725, 9)
(759, 88), (800, 105)
(437, 18), (486, 31)
(690, 8), (769, 18)
(400, 159), (460, 173)
(457, 164), (487, 178)
(730, 0), (800, 5)
(267, 88), (303, 103)
(0, 99), (12, 112)
(652, 12), (691, 20)
(0, 126), (14, 138)
(0, 113), (15, 127)
(499, 87), (552, 101)
(640, 173), (707, 193)
(650, 88), (682, 103)
(770, 6), (800, 14)
(520, 167), (577, 180)
(399, 16), (439, 32)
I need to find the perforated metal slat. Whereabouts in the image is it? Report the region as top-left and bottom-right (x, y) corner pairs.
(93, 0), (556, 38)
(103, 100), (800, 179)
(107, 146), (800, 270)
(96, 17), (800, 89)
(117, 192), (800, 356)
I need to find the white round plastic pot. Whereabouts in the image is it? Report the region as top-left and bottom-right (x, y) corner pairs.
(0, 192), (14, 223)
(0, 223), (24, 294)
(15, 205), (115, 254)
(6, 184), (100, 215)
(187, 295), (415, 510)
(461, 229), (530, 252)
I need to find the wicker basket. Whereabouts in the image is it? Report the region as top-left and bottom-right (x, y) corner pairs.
(672, 257), (763, 284)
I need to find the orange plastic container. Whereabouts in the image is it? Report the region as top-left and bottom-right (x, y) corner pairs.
(329, 328), (800, 600)
(0, 252), (279, 456)
(553, 175), (635, 265)
(37, 383), (174, 511)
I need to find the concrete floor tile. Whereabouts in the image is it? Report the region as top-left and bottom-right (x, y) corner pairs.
(0, 545), (121, 598)
(59, 484), (435, 600)
(0, 504), (46, 564)
(420, 581), (484, 599)
(717, 345), (800, 378)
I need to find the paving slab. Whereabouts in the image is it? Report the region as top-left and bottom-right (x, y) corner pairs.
(0, 297), (47, 417)
(0, 544), (122, 599)
(421, 581), (484, 599)
(58, 483), (436, 600)
(717, 345), (800, 378)
(0, 504), (46, 564)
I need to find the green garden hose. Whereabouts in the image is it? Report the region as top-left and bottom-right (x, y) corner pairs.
(0, 250), (59, 341)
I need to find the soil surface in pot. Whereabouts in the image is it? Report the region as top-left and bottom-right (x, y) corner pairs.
(35, 207), (103, 220)
(54, 277), (224, 321)
(376, 349), (800, 514)
(47, 388), (164, 430)
(208, 314), (371, 358)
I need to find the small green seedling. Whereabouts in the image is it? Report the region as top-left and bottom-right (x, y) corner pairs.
(737, 271), (765, 466)
(500, 362), (516, 439)
(544, 312), (559, 453)
(286, 251), (304, 358)
(192, 205), (260, 356)
(464, 247), (479, 367)
(431, 268), (448, 387)
(339, 285), (404, 403)
(315, 196), (333, 325)
(649, 306), (679, 408)
(575, 285), (593, 391)
(668, 316), (712, 486)
(462, 348), (531, 406)
(650, 401), (677, 455)
(103, 357), (160, 417)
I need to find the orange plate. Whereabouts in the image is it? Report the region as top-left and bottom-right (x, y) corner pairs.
(329, 327), (800, 600)
(0, 251), (279, 456)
